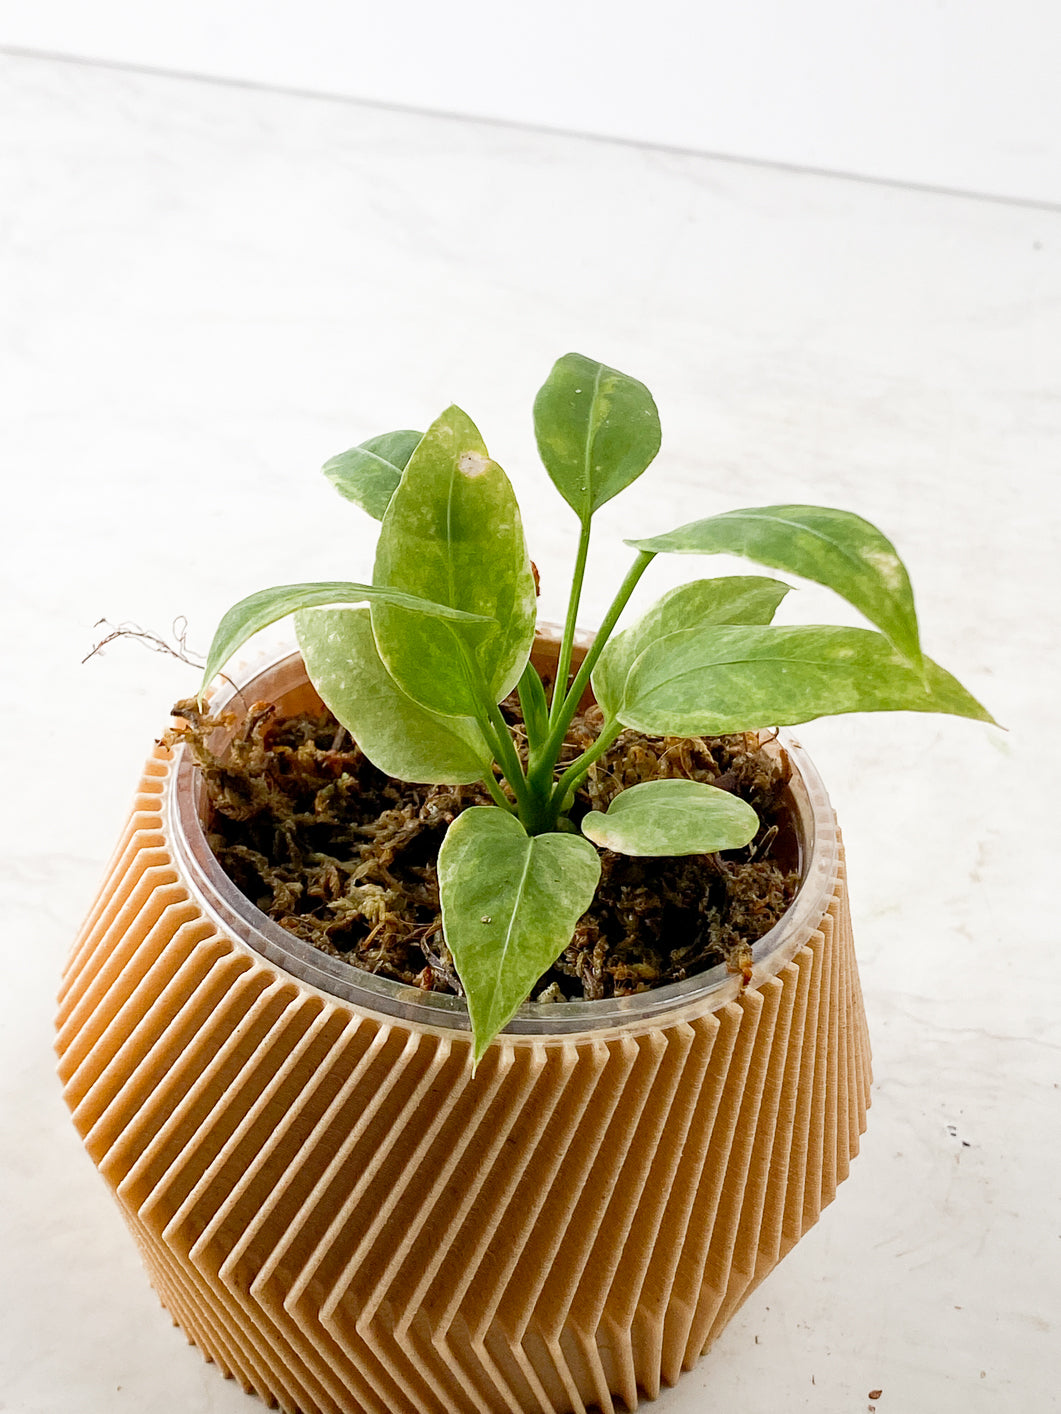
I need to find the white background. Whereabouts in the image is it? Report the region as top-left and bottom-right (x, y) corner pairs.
(2, 0), (1061, 205)
(1, 8), (1059, 1414)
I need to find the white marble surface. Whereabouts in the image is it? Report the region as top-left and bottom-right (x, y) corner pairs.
(5, 1), (1061, 205)
(2, 48), (1059, 1414)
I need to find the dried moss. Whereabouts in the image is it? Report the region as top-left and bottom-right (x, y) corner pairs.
(166, 693), (800, 1003)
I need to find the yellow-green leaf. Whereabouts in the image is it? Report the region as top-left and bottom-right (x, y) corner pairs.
(533, 353), (661, 523)
(322, 429), (422, 520)
(619, 624), (995, 735)
(372, 406), (537, 717)
(581, 778), (759, 856)
(200, 580), (492, 706)
(438, 808), (601, 1063)
(593, 576), (791, 721)
(628, 504), (923, 668)
(295, 607), (491, 784)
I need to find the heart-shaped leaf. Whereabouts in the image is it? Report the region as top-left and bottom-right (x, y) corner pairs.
(322, 429), (422, 520)
(200, 580), (493, 704)
(533, 353), (661, 523)
(581, 778), (759, 856)
(619, 623), (996, 735)
(593, 575), (791, 720)
(437, 808), (601, 1063)
(372, 405), (538, 717)
(627, 504), (922, 668)
(295, 607), (491, 784)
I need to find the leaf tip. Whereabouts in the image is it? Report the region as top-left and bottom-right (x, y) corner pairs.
(469, 1028), (494, 1073)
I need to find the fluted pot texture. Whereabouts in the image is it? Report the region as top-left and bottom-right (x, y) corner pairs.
(57, 635), (871, 1414)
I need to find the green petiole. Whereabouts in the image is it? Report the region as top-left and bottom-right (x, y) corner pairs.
(549, 518), (592, 724)
(480, 769), (518, 813)
(534, 550), (655, 791)
(547, 717), (624, 821)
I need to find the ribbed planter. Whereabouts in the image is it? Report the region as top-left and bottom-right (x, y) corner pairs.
(57, 639), (871, 1414)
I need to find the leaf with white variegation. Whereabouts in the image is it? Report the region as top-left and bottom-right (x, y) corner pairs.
(533, 353), (661, 522)
(372, 405), (537, 717)
(592, 575), (791, 721)
(322, 429), (422, 520)
(618, 623), (996, 736)
(437, 808), (601, 1063)
(295, 607), (491, 784)
(581, 779), (759, 856)
(627, 504), (923, 668)
(199, 580), (493, 706)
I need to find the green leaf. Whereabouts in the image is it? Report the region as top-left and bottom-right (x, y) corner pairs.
(581, 779), (759, 856)
(372, 405), (538, 717)
(200, 580), (494, 704)
(295, 607), (491, 784)
(322, 429), (423, 520)
(618, 623), (996, 735)
(517, 660), (550, 750)
(593, 575), (791, 720)
(627, 504), (923, 668)
(533, 352), (661, 523)
(438, 808), (601, 1063)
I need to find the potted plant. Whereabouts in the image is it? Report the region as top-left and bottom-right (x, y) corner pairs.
(58, 354), (992, 1414)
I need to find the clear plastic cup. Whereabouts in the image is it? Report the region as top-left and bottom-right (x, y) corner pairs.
(169, 642), (840, 1038)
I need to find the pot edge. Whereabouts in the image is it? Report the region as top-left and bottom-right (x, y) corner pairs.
(167, 642), (841, 1041)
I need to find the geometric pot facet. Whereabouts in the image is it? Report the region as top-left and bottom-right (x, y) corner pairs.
(57, 644), (871, 1414)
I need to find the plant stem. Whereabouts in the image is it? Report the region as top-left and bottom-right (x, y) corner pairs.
(548, 716), (623, 816)
(484, 697), (533, 817)
(537, 549), (655, 777)
(549, 518), (592, 724)
(480, 769), (517, 812)
(457, 642), (534, 819)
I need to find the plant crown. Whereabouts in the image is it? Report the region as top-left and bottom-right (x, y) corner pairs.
(202, 353), (993, 1061)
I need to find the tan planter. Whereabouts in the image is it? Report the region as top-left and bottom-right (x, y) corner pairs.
(57, 638), (870, 1414)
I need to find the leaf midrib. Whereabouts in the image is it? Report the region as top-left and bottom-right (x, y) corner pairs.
(581, 361), (605, 518)
(622, 624), (910, 708)
(445, 458), (458, 610)
(490, 841), (537, 1001)
(355, 447), (403, 475)
(717, 508), (888, 586)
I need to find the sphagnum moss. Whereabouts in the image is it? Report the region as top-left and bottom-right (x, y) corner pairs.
(168, 690), (797, 1003)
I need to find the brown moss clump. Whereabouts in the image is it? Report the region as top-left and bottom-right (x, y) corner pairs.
(166, 693), (799, 1003)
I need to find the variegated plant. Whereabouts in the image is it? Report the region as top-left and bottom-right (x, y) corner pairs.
(202, 353), (992, 1060)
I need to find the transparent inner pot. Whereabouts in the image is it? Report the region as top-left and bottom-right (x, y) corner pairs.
(168, 643), (840, 1038)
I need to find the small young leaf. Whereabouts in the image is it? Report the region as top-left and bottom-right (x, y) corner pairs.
(200, 580), (493, 703)
(533, 353), (661, 523)
(627, 505), (923, 668)
(618, 623), (996, 736)
(581, 779), (759, 856)
(372, 405), (538, 717)
(437, 808), (601, 1063)
(295, 607), (491, 784)
(593, 575), (791, 720)
(322, 429), (423, 520)
(517, 660), (550, 750)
